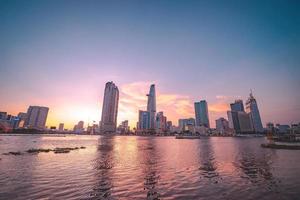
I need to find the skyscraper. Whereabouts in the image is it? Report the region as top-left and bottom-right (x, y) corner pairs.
(216, 117), (229, 134)
(230, 100), (245, 112)
(100, 81), (119, 133)
(246, 91), (263, 133)
(138, 110), (150, 130)
(58, 123), (64, 131)
(147, 84), (156, 130)
(227, 110), (254, 134)
(194, 100), (210, 128)
(24, 106), (49, 129)
(237, 112), (253, 133)
(178, 118), (195, 131)
(156, 111), (167, 133)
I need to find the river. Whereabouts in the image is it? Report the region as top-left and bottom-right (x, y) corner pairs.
(0, 135), (299, 200)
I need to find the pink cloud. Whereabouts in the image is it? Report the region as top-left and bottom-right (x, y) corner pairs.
(118, 82), (236, 128)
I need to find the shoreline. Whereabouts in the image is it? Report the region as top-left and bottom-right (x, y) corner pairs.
(0, 133), (266, 138)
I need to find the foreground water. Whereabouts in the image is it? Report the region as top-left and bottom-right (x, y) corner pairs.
(0, 135), (299, 200)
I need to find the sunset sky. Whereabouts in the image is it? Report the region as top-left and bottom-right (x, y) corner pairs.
(0, 0), (299, 129)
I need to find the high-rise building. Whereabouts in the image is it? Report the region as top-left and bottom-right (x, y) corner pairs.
(227, 111), (253, 133)
(74, 121), (84, 133)
(156, 111), (167, 133)
(246, 91), (263, 133)
(216, 117), (229, 134)
(0, 112), (7, 120)
(178, 118), (195, 131)
(166, 121), (172, 131)
(58, 123), (64, 131)
(117, 120), (130, 134)
(138, 110), (150, 130)
(24, 106), (49, 129)
(194, 100), (210, 128)
(77, 121), (84, 130)
(100, 81), (119, 133)
(227, 111), (240, 132)
(237, 112), (253, 133)
(230, 100), (245, 112)
(147, 84), (156, 130)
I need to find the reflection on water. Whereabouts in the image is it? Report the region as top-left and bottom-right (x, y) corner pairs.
(234, 147), (280, 193)
(0, 135), (300, 200)
(139, 139), (160, 200)
(90, 137), (114, 200)
(199, 139), (219, 181)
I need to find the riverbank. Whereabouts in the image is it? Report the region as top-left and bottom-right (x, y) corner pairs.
(261, 143), (300, 150)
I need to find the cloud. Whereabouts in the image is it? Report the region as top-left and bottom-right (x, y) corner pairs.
(119, 81), (194, 127)
(118, 82), (235, 128)
(208, 102), (229, 113)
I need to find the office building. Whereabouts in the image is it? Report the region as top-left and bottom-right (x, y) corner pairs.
(246, 91), (263, 133)
(227, 111), (253, 133)
(230, 100), (245, 112)
(216, 117), (229, 134)
(74, 121), (84, 133)
(166, 121), (172, 131)
(138, 110), (150, 130)
(24, 106), (49, 129)
(147, 84), (156, 130)
(194, 100), (210, 128)
(156, 111), (167, 133)
(58, 123), (64, 131)
(178, 118), (195, 131)
(0, 112), (7, 120)
(237, 112), (253, 133)
(118, 120), (130, 134)
(100, 81), (119, 133)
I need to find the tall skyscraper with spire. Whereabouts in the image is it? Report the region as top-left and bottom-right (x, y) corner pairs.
(100, 81), (119, 133)
(246, 91), (263, 133)
(147, 84), (156, 130)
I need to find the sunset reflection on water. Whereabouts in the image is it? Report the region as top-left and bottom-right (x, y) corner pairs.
(0, 135), (299, 200)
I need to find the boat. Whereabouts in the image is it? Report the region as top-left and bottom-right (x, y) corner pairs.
(175, 134), (201, 139)
(261, 132), (300, 150)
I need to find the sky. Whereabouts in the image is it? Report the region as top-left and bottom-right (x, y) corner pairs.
(0, 0), (299, 129)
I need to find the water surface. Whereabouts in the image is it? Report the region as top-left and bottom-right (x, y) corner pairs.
(0, 135), (299, 200)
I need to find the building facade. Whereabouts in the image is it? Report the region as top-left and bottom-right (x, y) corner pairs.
(138, 110), (150, 130)
(227, 110), (253, 133)
(246, 92), (263, 133)
(237, 112), (253, 133)
(194, 100), (210, 128)
(216, 117), (229, 134)
(147, 84), (156, 130)
(230, 100), (245, 112)
(100, 81), (119, 133)
(178, 118), (195, 131)
(24, 106), (49, 129)
(156, 111), (167, 133)
(58, 123), (64, 131)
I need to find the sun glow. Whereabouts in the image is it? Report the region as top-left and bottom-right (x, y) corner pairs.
(44, 81), (234, 130)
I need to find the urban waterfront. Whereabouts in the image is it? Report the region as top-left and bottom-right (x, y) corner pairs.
(1, 135), (299, 200)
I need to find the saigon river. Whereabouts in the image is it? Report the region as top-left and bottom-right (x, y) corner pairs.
(0, 135), (299, 200)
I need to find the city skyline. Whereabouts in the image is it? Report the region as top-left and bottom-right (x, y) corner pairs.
(1, 0), (299, 129)
(0, 81), (299, 130)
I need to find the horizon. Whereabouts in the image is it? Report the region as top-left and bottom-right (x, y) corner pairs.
(1, 0), (299, 129)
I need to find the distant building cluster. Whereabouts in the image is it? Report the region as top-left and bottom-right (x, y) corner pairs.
(226, 92), (264, 135)
(0, 106), (49, 132)
(1, 81), (299, 136)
